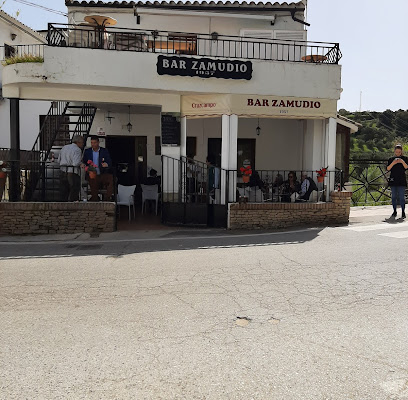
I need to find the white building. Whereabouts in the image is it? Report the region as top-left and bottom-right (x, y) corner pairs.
(1, 0), (353, 228)
(0, 9), (50, 150)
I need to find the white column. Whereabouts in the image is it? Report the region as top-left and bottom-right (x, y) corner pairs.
(220, 114), (230, 205)
(220, 114), (238, 204)
(228, 114), (238, 202)
(180, 116), (187, 159)
(325, 117), (337, 199)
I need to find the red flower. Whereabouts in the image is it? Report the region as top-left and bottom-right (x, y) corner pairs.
(316, 167), (328, 177)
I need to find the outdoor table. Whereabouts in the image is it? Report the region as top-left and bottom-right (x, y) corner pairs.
(83, 15), (117, 49)
(301, 54), (327, 63)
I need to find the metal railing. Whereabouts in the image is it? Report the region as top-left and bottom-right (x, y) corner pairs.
(161, 155), (342, 206)
(234, 169), (341, 203)
(30, 101), (70, 163)
(348, 160), (396, 206)
(47, 23), (342, 64)
(0, 44), (45, 62)
(0, 161), (117, 203)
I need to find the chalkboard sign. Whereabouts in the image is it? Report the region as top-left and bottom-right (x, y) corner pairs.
(161, 115), (180, 145)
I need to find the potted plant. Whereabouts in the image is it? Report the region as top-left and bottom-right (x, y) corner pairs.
(240, 165), (252, 183)
(316, 167), (328, 183)
(85, 160), (98, 179)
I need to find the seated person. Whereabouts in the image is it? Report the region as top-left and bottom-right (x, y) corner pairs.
(83, 136), (113, 201)
(297, 172), (318, 201)
(249, 171), (265, 192)
(143, 168), (161, 190)
(273, 174), (284, 188)
(281, 171), (300, 202)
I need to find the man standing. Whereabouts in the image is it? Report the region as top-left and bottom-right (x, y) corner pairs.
(58, 135), (84, 202)
(83, 136), (113, 201)
(387, 144), (408, 219)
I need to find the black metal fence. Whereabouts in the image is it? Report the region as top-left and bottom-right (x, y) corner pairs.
(47, 23), (342, 64)
(0, 161), (118, 203)
(348, 160), (396, 206)
(161, 155), (342, 221)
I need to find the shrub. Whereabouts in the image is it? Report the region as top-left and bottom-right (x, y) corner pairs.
(1, 54), (44, 66)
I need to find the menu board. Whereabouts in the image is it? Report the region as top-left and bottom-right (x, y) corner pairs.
(161, 115), (180, 145)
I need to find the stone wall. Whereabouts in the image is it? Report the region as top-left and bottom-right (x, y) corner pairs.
(228, 191), (351, 230)
(0, 202), (116, 235)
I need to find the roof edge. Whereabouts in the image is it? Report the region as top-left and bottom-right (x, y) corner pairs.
(65, 1), (306, 12)
(0, 10), (46, 43)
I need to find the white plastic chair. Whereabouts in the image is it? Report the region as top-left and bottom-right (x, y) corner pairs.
(117, 184), (136, 221)
(141, 184), (159, 215)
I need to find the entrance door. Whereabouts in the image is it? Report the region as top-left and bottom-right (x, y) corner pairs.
(105, 136), (136, 186)
(135, 136), (147, 185)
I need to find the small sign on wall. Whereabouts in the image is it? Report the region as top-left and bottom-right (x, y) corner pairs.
(97, 127), (106, 137)
(161, 114), (181, 146)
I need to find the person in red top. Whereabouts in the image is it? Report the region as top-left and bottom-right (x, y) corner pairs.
(387, 144), (408, 219)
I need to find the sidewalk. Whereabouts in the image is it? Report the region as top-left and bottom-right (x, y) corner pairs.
(0, 206), (396, 243)
(349, 205), (397, 225)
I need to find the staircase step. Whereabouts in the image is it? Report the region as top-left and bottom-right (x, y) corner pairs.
(66, 113), (95, 116)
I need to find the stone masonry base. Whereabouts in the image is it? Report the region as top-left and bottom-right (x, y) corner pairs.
(0, 202), (116, 235)
(228, 191), (352, 230)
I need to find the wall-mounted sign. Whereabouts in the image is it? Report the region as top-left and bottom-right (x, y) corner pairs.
(97, 127), (106, 136)
(181, 95), (337, 119)
(161, 114), (180, 145)
(157, 55), (252, 80)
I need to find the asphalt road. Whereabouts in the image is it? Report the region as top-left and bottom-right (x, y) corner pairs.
(1, 216), (408, 399)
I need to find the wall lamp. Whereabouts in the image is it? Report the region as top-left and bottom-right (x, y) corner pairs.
(256, 118), (261, 136)
(11, 33), (17, 41)
(211, 31), (219, 41)
(127, 105), (133, 132)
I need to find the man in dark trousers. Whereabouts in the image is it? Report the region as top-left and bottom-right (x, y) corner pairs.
(83, 136), (114, 201)
(387, 144), (408, 219)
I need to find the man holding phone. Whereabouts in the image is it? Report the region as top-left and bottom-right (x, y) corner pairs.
(387, 144), (408, 219)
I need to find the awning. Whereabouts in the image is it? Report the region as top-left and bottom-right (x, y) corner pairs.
(181, 94), (337, 119)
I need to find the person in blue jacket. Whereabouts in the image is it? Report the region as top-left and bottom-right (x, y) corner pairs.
(83, 136), (114, 201)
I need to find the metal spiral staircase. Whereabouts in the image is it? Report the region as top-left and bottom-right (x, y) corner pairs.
(26, 102), (97, 201)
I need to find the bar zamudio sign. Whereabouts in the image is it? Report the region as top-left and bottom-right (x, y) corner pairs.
(157, 55), (252, 80)
(181, 95), (337, 119)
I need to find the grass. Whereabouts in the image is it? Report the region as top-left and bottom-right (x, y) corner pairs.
(1, 54), (44, 66)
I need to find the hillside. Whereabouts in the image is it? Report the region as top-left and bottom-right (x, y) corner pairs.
(338, 109), (408, 159)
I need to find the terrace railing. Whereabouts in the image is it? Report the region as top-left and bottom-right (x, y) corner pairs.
(0, 44), (44, 62)
(47, 23), (342, 64)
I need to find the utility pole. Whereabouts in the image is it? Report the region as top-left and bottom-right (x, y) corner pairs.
(359, 91), (362, 112)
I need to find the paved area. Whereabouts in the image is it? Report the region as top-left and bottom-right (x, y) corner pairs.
(1, 206), (408, 399)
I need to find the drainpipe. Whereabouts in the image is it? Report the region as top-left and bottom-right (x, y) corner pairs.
(291, 8), (310, 27)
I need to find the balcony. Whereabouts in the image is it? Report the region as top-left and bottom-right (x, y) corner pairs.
(47, 23), (342, 65)
(1, 24), (342, 105)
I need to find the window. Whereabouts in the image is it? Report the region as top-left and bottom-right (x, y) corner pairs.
(187, 136), (197, 158)
(4, 44), (16, 58)
(237, 139), (256, 173)
(207, 138), (256, 171)
(155, 136), (161, 156)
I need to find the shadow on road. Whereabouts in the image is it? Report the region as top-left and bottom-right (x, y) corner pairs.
(0, 228), (323, 260)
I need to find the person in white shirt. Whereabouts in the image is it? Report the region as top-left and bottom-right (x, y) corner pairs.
(58, 135), (84, 201)
(299, 172), (310, 197)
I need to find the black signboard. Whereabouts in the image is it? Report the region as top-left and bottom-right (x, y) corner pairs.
(161, 115), (180, 145)
(157, 55), (252, 80)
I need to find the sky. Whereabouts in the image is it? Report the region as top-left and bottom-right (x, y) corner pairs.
(2, 0), (408, 112)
